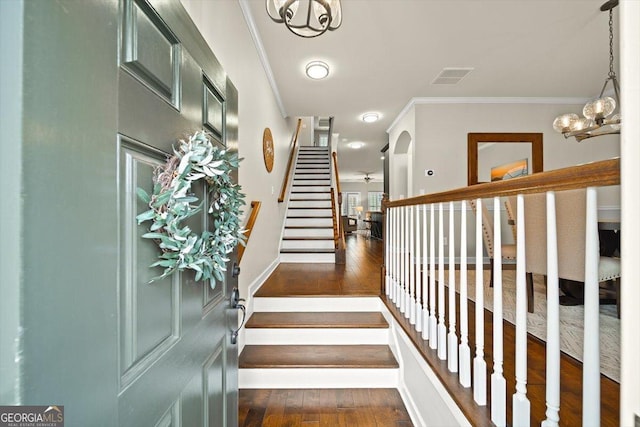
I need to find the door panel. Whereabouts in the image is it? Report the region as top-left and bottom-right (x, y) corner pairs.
(116, 0), (238, 426)
(16, 0), (238, 424)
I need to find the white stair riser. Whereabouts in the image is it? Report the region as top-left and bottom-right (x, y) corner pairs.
(244, 328), (389, 345)
(284, 228), (333, 237)
(287, 208), (332, 217)
(294, 168), (330, 174)
(290, 193), (331, 200)
(297, 159), (329, 163)
(279, 252), (335, 263)
(292, 179), (331, 186)
(291, 186), (331, 192)
(288, 200), (331, 208)
(281, 240), (334, 250)
(239, 368), (399, 389)
(294, 174), (330, 180)
(252, 297), (382, 312)
(285, 218), (332, 227)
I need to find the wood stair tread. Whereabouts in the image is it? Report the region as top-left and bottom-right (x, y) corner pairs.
(282, 236), (334, 241)
(284, 225), (333, 229)
(239, 345), (398, 369)
(245, 312), (388, 329)
(280, 248), (335, 254)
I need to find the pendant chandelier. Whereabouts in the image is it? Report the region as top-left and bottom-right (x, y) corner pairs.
(553, 0), (621, 142)
(266, 0), (342, 38)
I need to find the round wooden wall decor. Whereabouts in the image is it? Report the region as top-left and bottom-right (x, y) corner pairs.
(262, 128), (274, 173)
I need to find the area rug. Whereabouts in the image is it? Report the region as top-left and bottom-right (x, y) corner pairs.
(443, 269), (620, 382)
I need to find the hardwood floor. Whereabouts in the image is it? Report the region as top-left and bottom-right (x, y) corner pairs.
(255, 233), (382, 297)
(239, 388), (412, 427)
(244, 232), (620, 426)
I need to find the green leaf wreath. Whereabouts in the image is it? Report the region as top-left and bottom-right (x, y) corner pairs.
(136, 131), (246, 285)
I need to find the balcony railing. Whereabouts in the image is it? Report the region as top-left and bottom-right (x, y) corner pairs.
(382, 158), (620, 426)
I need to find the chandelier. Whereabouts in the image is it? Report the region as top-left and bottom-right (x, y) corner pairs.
(553, 0), (621, 142)
(266, 0), (342, 38)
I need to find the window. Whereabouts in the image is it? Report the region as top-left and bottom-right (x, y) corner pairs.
(368, 191), (383, 211)
(342, 192), (361, 217)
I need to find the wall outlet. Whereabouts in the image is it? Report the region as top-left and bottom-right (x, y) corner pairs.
(271, 186), (274, 195)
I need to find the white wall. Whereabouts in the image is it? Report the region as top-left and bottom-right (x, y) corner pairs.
(620, 0), (640, 424)
(181, 0), (293, 299)
(410, 102), (620, 203)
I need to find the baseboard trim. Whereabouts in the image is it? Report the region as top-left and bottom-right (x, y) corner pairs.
(238, 258), (280, 352)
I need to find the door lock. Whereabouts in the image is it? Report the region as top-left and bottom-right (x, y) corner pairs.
(232, 263), (240, 278)
(230, 288), (246, 345)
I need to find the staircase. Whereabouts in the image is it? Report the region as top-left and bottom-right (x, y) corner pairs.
(239, 297), (399, 389)
(280, 146), (336, 263)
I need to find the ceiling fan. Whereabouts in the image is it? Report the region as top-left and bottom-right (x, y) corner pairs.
(359, 172), (373, 183)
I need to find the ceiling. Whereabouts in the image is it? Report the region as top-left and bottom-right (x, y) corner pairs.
(242, 0), (618, 183)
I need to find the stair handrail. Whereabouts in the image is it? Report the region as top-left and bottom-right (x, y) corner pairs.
(331, 151), (344, 245)
(278, 118), (303, 203)
(330, 188), (339, 248)
(238, 200), (261, 264)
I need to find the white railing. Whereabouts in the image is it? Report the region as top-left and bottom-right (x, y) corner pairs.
(383, 159), (620, 426)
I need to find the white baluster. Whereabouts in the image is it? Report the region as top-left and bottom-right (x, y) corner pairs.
(391, 208), (397, 302)
(389, 208), (395, 303)
(491, 196), (506, 426)
(473, 198), (487, 406)
(404, 206), (410, 315)
(583, 187), (600, 425)
(437, 202), (447, 360)
(392, 208), (400, 304)
(542, 191), (560, 427)
(415, 205), (423, 332)
(400, 206), (406, 312)
(513, 194), (530, 426)
(422, 203), (429, 340)
(448, 201), (458, 372)
(459, 200), (471, 388)
(385, 206), (391, 296)
(429, 203), (437, 349)
(408, 205), (415, 322)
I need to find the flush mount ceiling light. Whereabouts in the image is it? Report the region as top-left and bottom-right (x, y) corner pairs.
(266, 0), (342, 38)
(347, 142), (364, 149)
(305, 61), (329, 79)
(553, 0), (621, 142)
(362, 112), (379, 123)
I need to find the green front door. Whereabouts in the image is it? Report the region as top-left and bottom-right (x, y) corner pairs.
(1, 0), (239, 425)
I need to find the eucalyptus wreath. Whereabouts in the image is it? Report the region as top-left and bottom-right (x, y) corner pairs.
(136, 131), (245, 285)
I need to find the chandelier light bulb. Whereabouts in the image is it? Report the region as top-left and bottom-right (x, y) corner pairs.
(583, 96), (616, 120)
(553, 113), (579, 133)
(610, 113), (622, 131)
(570, 117), (595, 132)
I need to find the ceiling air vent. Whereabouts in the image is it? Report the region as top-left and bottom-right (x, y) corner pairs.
(431, 67), (474, 85)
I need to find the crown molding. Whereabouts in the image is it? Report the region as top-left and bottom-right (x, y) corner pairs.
(386, 96), (592, 134)
(238, 0), (288, 118)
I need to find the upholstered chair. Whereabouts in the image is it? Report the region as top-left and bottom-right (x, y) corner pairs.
(509, 190), (621, 316)
(469, 199), (517, 288)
